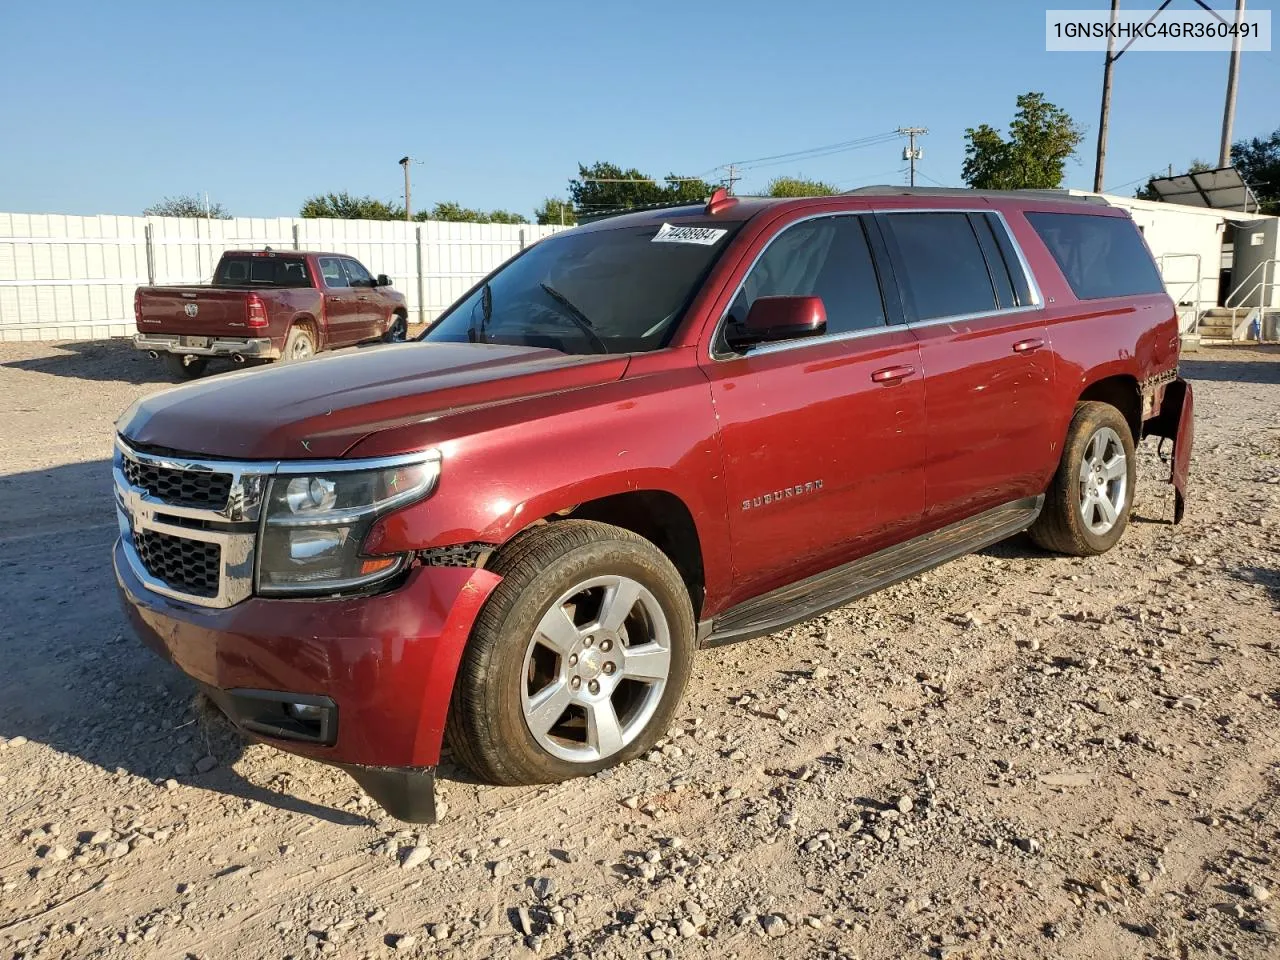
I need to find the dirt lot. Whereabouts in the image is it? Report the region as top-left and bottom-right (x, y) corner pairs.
(0, 340), (1278, 960)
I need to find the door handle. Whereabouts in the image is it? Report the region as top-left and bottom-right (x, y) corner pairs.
(1012, 338), (1045, 354)
(357, 295), (370, 301)
(870, 364), (915, 384)
(328, 296), (346, 303)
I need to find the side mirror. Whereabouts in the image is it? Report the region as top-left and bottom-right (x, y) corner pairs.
(726, 295), (827, 351)
(375, 274), (391, 287)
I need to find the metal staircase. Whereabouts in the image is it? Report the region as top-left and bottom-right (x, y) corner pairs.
(1198, 258), (1279, 342)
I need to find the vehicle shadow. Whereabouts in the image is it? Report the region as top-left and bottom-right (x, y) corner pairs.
(1233, 565), (1280, 610)
(0, 458), (370, 826)
(0, 338), (243, 385)
(1180, 346), (1280, 385)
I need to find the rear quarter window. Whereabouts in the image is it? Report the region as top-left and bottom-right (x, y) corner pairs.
(1024, 212), (1165, 300)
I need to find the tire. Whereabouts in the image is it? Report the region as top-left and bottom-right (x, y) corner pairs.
(384, 313), (408, 343)
(1029, 401), (1137, 556)
(164, 354), (209, 380)
(446, 520), (696, 786)
(282, 324), (317, 362)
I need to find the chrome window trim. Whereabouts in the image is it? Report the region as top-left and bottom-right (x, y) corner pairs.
(709, 207), (1044, 362)
(113, 438), (439, 608)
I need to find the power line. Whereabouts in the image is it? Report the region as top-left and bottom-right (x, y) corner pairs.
(728, 131), (900, 171)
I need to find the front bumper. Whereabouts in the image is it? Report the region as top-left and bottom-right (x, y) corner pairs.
(133, 332), (281, 360)
(114, 539), (501, 820)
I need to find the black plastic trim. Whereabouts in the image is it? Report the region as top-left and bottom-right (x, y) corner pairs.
(337, 764), (437, 823)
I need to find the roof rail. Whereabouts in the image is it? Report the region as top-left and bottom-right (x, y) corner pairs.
(842, 185), (1112, 206)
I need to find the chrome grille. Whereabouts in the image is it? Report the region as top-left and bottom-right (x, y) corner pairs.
(114, 438), (266, 608)
(133, 529), (222, 598)
(122, 457), (232, 510)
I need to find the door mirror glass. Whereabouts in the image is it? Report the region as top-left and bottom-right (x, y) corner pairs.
(375, 274), (391, 287)
(727, 295), (827, 350)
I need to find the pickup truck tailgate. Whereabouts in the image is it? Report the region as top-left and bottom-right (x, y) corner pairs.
(136, 288), (250, 336)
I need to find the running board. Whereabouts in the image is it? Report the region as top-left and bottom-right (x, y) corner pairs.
(702, 495), (1043, 648)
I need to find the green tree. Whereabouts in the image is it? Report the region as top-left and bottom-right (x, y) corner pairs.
(413, 202), (529, 224)
(535, 198), (577, 226)
(766, 176), (839, 197)
(300, 192), (403, 219)
(1134, 159), (1212, 201)
(568, 162), (714, 215)
(486, 209), (530, 225)
(961, 92), (1085, 190)
(144, 194), (231, 218)
(1231, 127), (1280, 214)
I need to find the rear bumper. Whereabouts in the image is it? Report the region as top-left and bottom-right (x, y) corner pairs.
(114, 539), (502, 820)
(133, 333), (281, 360)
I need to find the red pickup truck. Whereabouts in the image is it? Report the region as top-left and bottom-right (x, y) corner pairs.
(113, 188), (1193, 822)
(133, 250), (408, 378)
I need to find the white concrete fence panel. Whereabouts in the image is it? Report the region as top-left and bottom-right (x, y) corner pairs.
(0, 212), (561, 342)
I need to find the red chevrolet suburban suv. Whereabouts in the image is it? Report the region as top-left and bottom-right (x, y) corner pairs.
(113, 188), (1193, 821)
(133, 251), (408, 379)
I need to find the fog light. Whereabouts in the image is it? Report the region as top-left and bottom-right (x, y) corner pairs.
(286, 702), (324, 721)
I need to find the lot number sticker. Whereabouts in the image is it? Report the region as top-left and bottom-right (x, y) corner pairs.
(652, 222), (728, 246)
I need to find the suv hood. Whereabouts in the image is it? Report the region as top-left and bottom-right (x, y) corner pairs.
(118, 342), (630, 460)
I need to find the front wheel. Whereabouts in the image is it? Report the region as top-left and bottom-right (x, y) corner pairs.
(1030, 401), (1137, 556)
(446, 520), (695, 786)
(384, 314), (408, 343)
(163, 354), (209, 380)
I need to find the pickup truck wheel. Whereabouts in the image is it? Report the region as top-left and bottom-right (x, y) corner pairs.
(1030, 401), (1136, 556)
(384, 314), (408, 343)
(282, 325), (316, 362)
(446, 520), (695, 786)
(164, 354), (209, 380)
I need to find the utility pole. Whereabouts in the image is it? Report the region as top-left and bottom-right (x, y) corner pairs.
(898, 127), (927, 187)
(1219, 0), (1246, 168)
(399, 156), (412, 221)
(725, 164), (740, 195)
(1093, 0), (1120, 192)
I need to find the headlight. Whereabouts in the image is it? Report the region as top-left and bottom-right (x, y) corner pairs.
(257, 451), (440, 595)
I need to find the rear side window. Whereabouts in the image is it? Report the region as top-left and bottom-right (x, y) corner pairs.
(1025, 212), (1165, 300)
(215, 256), (310, 288)
(880, 213), (998, 321)
(726, 215), (887, 339)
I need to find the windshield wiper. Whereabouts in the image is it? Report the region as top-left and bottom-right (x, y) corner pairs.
(539, 282), (609, 354)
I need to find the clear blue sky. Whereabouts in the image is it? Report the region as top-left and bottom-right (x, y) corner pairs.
(1, 0), (1276, 218)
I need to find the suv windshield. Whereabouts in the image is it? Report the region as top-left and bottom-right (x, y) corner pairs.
(215, 255), (311, 288)
(422, 218), (743, 354)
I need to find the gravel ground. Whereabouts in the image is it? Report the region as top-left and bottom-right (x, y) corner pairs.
(1, 339), (1278, 960)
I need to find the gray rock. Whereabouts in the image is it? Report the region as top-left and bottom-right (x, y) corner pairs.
(760, 914), (788, 938)
(400, 844), (431, 870)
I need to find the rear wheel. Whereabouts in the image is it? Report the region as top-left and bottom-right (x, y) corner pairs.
(164, 354), (209, 380)
(282, 325), (316, 362)
(1030, 401), (1136, 556)
(446, 520), (695, 786)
